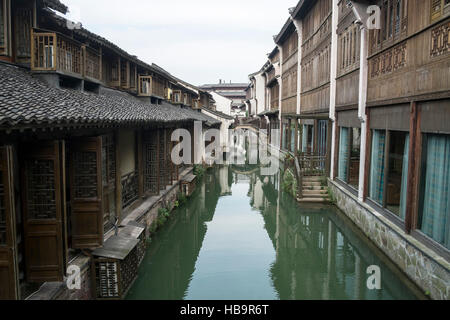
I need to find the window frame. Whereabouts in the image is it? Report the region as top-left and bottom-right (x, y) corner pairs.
(367, 128), (410, 222)
(138, 75), (152, 97)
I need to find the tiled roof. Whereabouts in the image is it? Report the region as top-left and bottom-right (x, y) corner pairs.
(43, 0), (68, 14)
(0, 63), (219, 130)
(202, 107), (234, 120)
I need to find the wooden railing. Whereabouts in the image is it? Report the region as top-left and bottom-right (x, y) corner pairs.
(297, 153), (327, 177)
(31, 29), (101, 81)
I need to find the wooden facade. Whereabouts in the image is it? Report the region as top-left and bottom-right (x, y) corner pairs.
(300, 0), (332, 115)
(281, 24), (298, 115)
(0, 0), (219, 300)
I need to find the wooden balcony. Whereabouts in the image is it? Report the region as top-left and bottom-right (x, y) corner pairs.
(31, 29), (101, 82)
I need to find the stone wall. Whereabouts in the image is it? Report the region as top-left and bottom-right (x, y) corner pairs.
(329, 180), (450, 300)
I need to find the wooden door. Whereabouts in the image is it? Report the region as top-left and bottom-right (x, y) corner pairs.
(70, 137), (104, 249)
(0, 146), (19, 299)
(22, 141), (64, 283)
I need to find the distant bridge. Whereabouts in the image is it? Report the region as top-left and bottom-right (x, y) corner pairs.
(233, 124), (259, 132)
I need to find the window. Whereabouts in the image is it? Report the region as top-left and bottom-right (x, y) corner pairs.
(138, 76), (152, 96)
(431, 0), (450, 22)
(418, 133), (450, 249)
(338, 127), (361, 189)
(173, 90), (181, 103)
(302, 124), (314, 154)
(378, 0), (405, 43)
(369, 130), (409, 220)
(0, 0), (5, 54)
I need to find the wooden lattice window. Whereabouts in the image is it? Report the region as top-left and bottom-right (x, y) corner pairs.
(120, 60), (129, 89)
(0, 0), (6, 55)
(0, 171), (6, 245)
(25, 159), (56, 220)
(73, 151), (98, 199)
(15, 6), (32, 60)
(143, 131), (159, 195)
(102, 135), (116, 232)
(83, 46), (101, 80)
(432, 0), (450, 21)
(109, 57), (120, 84)
(129, 64), (136, 89)
(159, 130), (167, 190)
(138, 75), (152, 96)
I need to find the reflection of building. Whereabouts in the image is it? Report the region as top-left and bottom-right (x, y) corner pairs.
(256, 171), (420, 300)
(127, 167), (226, 300)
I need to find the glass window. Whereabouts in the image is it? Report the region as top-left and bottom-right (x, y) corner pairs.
(418, 133), (450, 249)
(369, 130), (386, 205)
(369, 130), (409, 220)
(338, 127), (350, 182)
(386, 131), (408, 218)
(349, 128), (361, 189)
(338, 127), (361, 189)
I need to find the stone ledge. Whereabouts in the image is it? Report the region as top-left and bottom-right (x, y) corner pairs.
(328, 179), (450, 300)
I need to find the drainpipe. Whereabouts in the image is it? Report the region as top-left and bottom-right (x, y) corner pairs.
(329, 0), (339, 180)
(357, 26), (369, 201)
(276, 42), (283, 149)
(349, 0), (371, 201)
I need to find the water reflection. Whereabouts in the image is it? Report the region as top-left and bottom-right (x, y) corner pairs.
(126, 166), (422, 300)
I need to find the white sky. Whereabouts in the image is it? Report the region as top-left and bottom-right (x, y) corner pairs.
(62, 0), (298, 86)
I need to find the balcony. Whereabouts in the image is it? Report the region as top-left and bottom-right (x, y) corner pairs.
(31, 29), (101, 82)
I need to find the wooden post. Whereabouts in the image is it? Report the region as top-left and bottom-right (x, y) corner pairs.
(405, 101), (419, 234)
(115, 130), (122, 222)
(137, 130), (144, 198)
(363, 110), (371, 201)
(313, 119), (319, 154)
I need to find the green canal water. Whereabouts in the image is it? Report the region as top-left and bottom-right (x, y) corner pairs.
(126, 165), (424, 300)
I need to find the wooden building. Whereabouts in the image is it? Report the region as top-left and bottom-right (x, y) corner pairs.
(275, 18), (300, 154)
(0, 0), (222, 300)
(251, 0), (450, 298)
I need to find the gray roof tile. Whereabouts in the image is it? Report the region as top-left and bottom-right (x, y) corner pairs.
(0, 63), (220, 130)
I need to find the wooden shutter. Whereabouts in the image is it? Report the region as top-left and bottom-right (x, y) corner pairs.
(0, 146), (19, 299)
(22, 141), (64, 283)
(70, 137), (104, 249)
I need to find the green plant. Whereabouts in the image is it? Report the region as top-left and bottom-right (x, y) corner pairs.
(177, 192), (188, 206)
(193, 164), (205, 178)
(173, 200), (180, 208)
(282, 168), (298, 198)
(328, 188), (337, 204)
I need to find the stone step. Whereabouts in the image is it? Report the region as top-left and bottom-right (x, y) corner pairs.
(302, 190), (328, 196)
(297, 197), (330, 203)
(302, 181), (322, 187)
(302, 185), (326, 191)
(302, 176), (323, 182)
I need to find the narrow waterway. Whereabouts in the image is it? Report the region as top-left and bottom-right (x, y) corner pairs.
(126, 165), (424, 300)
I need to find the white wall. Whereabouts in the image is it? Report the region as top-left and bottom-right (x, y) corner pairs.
(210, 92), (232, 116)
(254, 73), (266, 116)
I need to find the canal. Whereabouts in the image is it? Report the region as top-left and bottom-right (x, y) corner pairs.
(126, 165), (425, 300)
